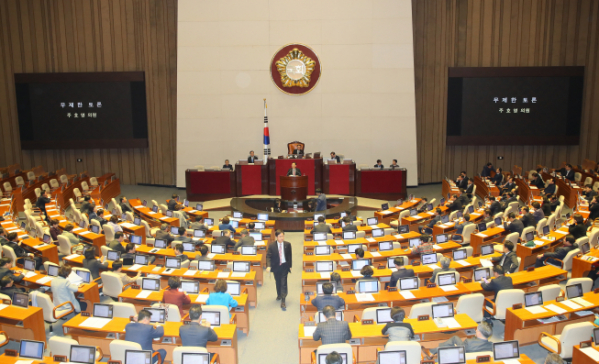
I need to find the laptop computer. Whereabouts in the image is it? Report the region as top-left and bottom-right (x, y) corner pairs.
(367, 217), (378, 226)
(421, 253), (437, 265)
(22, 257), (36, 272)
(182, 242), (194, 252)
(93, 303), (114, 318)
(254, 222), (265, 229)
(164, 257), (181, 273)
(75, 270), (91, 284)
(410, 209), (418, 216)
(193, 229), (206, 239)
(204, 218), (214, 226)
(480, 244), (494, 256)
(134, 254), (149, 266)
(47, 264), (59, 277)
(378, 350), (407, 364)
(130, 235), (142, 245)
(211, 244), (225, 254)
(42, 233), (52, 243)
(13, 292), (29, 308)
(125, 350), (152, 364)
(432, 303), (454, 319)
(409, 238), (421, 248)
(170, 226), (179, 235)
(524, 292), (543, 307)
(90, 225), (100, 234)
(437, 346), (465, 364)
(473, 267), (490, 282)
(257, 213), (269, 221)
(492, 341), (520, 362)
(441, 215), (449, 223)
(317, 311), (343, 322)
(196, 204), (204, 211)
(69, 344), (96, 364)
(566, 283), (583, 299)
(249, 232), (263, 241)
(19, 340), (44, 360)
(477, 222), (487, 232)
(381, 203), (389, 211)
(314, 245), (331, 255)
(241, 246), (257, 255)
(399, 277), (419, 291)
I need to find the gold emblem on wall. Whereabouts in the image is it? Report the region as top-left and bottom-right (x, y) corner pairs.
(275, 48), (315, 88)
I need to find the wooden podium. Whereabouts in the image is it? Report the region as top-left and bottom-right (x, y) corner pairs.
(280, 176), (308, 201)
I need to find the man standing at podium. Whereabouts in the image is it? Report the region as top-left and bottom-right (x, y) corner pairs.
(286, 162), (302, 176)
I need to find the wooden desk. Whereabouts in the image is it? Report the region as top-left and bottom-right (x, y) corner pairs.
(542, 172), (580, 208)
(0, 219), (59, 264)
(573, 246), (599, 278)
(401, 207), (450, 233)
(0, 305), (45, 343)
(355, 169), (407, 200)
(463, 265), (566, 297)
(235, 162), (269, 196)
(573, 345), (599, 364)
(504, 291), (599, 344)
(269, 158), (323, 196)
(186, 169), (237, 202)
(323, 163), (356, 196)
(63, 314), (239, 363)
(474, 176), (500, 199)
(118, 288), (251, 334)
(0, 354), (75, 364)
(91, 177), (121, 204)
(515, 227), (569, 270)
(515, 177), (541, 203)
(128, 198), (179, 228)
(469, 226), (508, 255)
(303, 223), (392, 240)
(442, 179), (461, 200)
(302, 233), (421, 253)
(298, 314), (477, 363)
(374, 198), (421, 226)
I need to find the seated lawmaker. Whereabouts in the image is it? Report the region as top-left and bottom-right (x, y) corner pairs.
(373, 159), (384, 169)
(491, 241), (518, 274)
(389, 257), (415, 288)
(589, 196), (599, 221)
(286, 162), (302, 176)
(530, 172), (544, 189)
(491, 167), (503, 184)
(222, 159), (233, 170)
(431, 257), (455, 283)
(381, 307), (414, 342)
(429, 322), (492, 356)
(520, 207), (535, 228)
(584, 184), (597, 202)
(464, 179), (474, 194)
(311, 216), (332, 234)
(125, 310), (166, 363)
(0, 276), (27, 298)
(390, 159), (400, 169)
(541, 178), (555, 196)
(219, 217), (236, 234)
(562, 163), (575, 181)
(481, 162), (495, 178)
(569, 214), (587, 239)
(247, 150), (258, 163)
(120, 197), (133, 213)
(179, 305), (218, 348)
(534, 235), (577, 267)
(313, 305), (352, 344)
(341, 216), (357, 232)
(488, 196), (501, 216)
(505, 212), (524, 236)
(167, 194), (180, 210)
(233, 229), (255, 251)
(5, 233), (42, 269)
(292, 145), (304, 155)
(311, 282), (344, 311)
(329, 152), (340, 163)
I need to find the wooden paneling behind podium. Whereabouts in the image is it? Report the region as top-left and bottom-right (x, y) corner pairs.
(413, 0), (599, 184)
(0, 0), (177, 185)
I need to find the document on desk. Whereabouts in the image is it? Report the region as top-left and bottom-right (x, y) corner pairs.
(370, 252), (381, 257)
(0, 304), (9, 311)
(533, 240), (545, 246)
(129, 264), (144, 271)
(572, 297), (594, 307)
(560, 300), (583, 310)
(393, 234), (404, 240)
(425, 264), (440, 270)
(479, 259), (493, 268)
(433, 296), (448, 303)
(381, 210), (393, 215)
(303, 326), (317, 337)
(217, 272), (230, 278)
(24, 271), (37, 278)
(79, 231), (92, 236)
(433, 244), (442, 250)
(79, 317), (112, 329)
(65, 254), (81, 260)
(334, 240), (344, 245)
(455, 260), (471, 266)
(230, 272), (246, 278)
(195, 294), (209, 303)
(73, 227), (84, 232)
(14, 360), (34, 364)
(441, 317), (461, 328)
(317, 241), (327, 246)
(355, 293), (375, 302)
(554, 229), (568, 235)
(340, 254), (352, 260)
(400, 291), (416, 299)
(350, 271), (363, 278)
(440, 285), (458, 292)
(33, 244), (47, 249)
(207, 253), (216, 259)
(580, 347), (599, 361)
(121, 223), (136, 229)
(133, 205), (144, 209)
(475, 233), (487, 238)
(319, 272), (331, 279)
(367, 237), (377, 243)
(36, 276), (54, 284)
(545, 304), (567, 314)
(525, 306), (548, 315)
(183, 270), (197, 276)
(136, 290), (154, 298)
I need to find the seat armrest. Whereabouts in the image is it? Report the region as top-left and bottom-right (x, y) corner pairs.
(210, 353), (219, 364)
(544, 257), (564, 268)
(151, 351), (161, 364)
(353, 315), (360, 323)
(483, 297), (496, 316)
(230, 313), (237, 325)
(95, 346), (104, 360)
(538, 332), (561, 354)
(123, 282), (136, 291)
(422, 346), (434, 360)
(53, 301), (75, 319)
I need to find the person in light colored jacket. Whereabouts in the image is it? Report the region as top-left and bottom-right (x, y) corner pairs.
(50, 264), (86, 313)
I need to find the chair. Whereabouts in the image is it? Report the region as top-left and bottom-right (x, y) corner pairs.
(59, 175), (69, 184)
(110, 340), (160, 363)
(3, 182), (12, 193)
(111, 302), (138, 318)
(381, 341), (421, 364)
(101, 272), (134, 299)
(547, 248), (579, 273)
(357, 164), (369, 170)
(141, 220), (158, 237)
(57, 235), (77, 256)
(0, 293), (11, 303)
(383, 228), (394, 236)
(41, 183), (50, 191)
(100, 245), (113, 257)
(44, 261), (59, 273)
(312, 344), (355, 364)
(521, 226), (535, 239)
(461, 224), (476, 246)
(536, 218), (547, 236)
(104, 224), (115, 242)
(0, 331), (7, 348)
(408, 302), (434, 319)
(81, 181), (90, 192)
(32, 292), (74, 332)
(15, 176), (24, 187)
(50, 179), (59, 189)
(483, 289), (524, 320)
(158, 204), (168, 215)
(356, 231), (365, 239)
(448, 211), (458, 220)
(172, 347), (215, 364)
(201, 305), (232, 324)
(73, 188), (83, 201)
(594, 181), (599, 192)
(34, 188), (42, 198)
(456, 293), (484, 323)
(89, 177), (99, 187)
(566, 278), (593, 295)
(48, 337), (102, 361)
(1, 246), (17, 266)
(539, 322), (594, 360)
(547, 214), (556, 231)
(574, 172), (582, 183)
(152, 303), (181, 322)
(538, 284), (562, 303)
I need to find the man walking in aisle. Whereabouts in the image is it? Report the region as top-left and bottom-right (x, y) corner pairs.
(267, 230), (292, 310)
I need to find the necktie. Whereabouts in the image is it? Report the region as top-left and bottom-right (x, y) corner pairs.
(279, 243), (284, 265)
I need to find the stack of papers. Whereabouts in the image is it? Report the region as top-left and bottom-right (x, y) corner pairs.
(538, 316), (561, 324)
(440, 285), (458, 292)
(188, 209), (198, 213)
(129, 264), (144, 271)
(455, 260), (470, 266)
(121, 223), (136, 228)
(206, 253), (216, 259)
(133, 205), (144, 209)
(230, 272), (246, 278)
(24, 271), (37, 278)
(350, 271), (363, 278)
(480, 259), (493, 268)
(532, 240), (545, 246)
(36, 276), (54, 284)
(393, 234), (404, 239)
(195, 294), (209, 303)
(545, 304), (567, 314)
(574, 310), (594, 317)
(340, 254), (352, 260)
(355, 293), (375, 302)
(79, 317), (112, 329)
(366, 237), (377, 243)
(65, 254), (81, 260)
(572, 297), (594, 307)
(433, 296), (448, 303)
(303, 326), (317, 337)
(79, 231), (91, 236)
(217, 272), (230, 278)
(381, 211), (393, 215)
(0, 304), (9, 311)
(317, 241), (328, 246)
(524, 306), (548, 315)
(433, 244), (442, 250)
(561, 300), (583, 310)
(255, 241), (266, 246)
(439, 317), (461, 328)
(580, 347), (599, 361)
(400, 291), (416, 299)
(319, 273), (330, 279)
(334, 240), (344, 245)
(183, 270), (197, 276)
(136, 290), (154, 298)
(425, 264), (440, 270)
(370, 252), (381, 257)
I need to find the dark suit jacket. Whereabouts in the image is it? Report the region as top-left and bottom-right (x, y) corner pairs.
(82, 258), (109, 279)
(155, 230), (175, 244)
(481, 166), (495, 178)
(0, 268), (23, 283)
(544, 184), (556, 195)
(481, 275), (513, 301)
(167, 199), (178, 211)
(267, 241), (292, 273)
(79, 201), (92, 215)
(233, 236), (255, 250)
(286, 168), (302, 176)
(389, 268), (415, 288)
(492, 173), (503, 185)
(489, 201), (502, 216)
(590, 202), (599, 221)
(247, 156), (258, 163)
(502, 182), (516, 192)
(120, 203), (133, 213)
(564, 169), (575, 181)
(179, 322), (218, 347)
(456, 178), (468, 190)
(342, 224), (358, 232)
(521, 213), (535, 228)
(7, 242), (27, 258)
(36, 196), (51, 213)
(374, 164), (384, 169)
(108, 240), (126, 253)
(585, 190), (598, 202)
(214, 236), (235, 248)
(569, 223), (587, 239)
(311, 224), (332, 235)
(89, 212), (107, 226)
(465, 184), (474, 194)
(506, 219), (524, 236)
(313, 319), (352, 345)
(125, 322), (164, 351)
(533, 209), (544, 224)
(447, 200), (462, 212)
(542, 244), (578, 261)
(311, 294), (345, 311)
(491, 251), (519, 273)
(532, 177), (544, 189)
(0, 286), (25, 299)
(292, 149), (304, 155)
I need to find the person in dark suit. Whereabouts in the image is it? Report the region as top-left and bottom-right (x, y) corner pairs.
(0, 276), (26, 299)
(569, 214), (587, 239)
(455, 214), (473, 235)
(584, 184), (597, 202)
(36, 189), (52, 220)
(155, 224), (175, 245)
(500, 192), (517, 211)
(541, 197), (553, 217)
(532, 202), (545, 224)
(488, 196), (501, 216)
(389, 159), (400, 169)
(548, 195), (560, 212)
(89, 208), (108, 226)
(311, 282), (345, 311)
(267, 230), (292, 309)
(189, 217), (208, 231)
(535, 234), (577, 267)
(311, 216), (332, 235)
(179, 305), (218, 348)
(500, 177), (516, 195)
(491, 241), (519, 273)
(416, 197), (429, 213)
(482, 266), (513, 324)
(520, 207), (535, 228)
(446, 194), (462, 213)
(125, 309), (167, 363)
(121, 243), (137, 261)
(79, 196), (93, 215)
(341, 216), (358, 232)
(329, 152), (341, 163)
(286, 163), (302, 176)
(464, 179), (475, 194)
(6, 233), (42, 269)
(233, 229), (255, 251)
(543, 178), (556, 195)
(292, 145), (304, 155)
(313, 305), (352, 344)
(589, 197), (599, 221)
(0, 229), (8, 246)
(429, 322), (493, 356)
(373, 159), (384, 169)
(213, 230), (235, 250)
(315, 189), (327, 211)
(272, 199), (284, 213)
(562, 164), (575, 181)
(119, 197), (133, 213)
(431, 257), (456, 283)
(108, 232), (127, 254)
(389, 257), (415, 288)
(247, 150), (258, 163)
(530, 172), (544, 189)
(482, 209), (493, 224)
(222, 159), (233, 170)
(82, 246), (108, 282)
(481, 163), (495, 178)
(420, 208), (442, 233)
(173, 244), (190, 264)
(344, 209), (357, 222)
(505, 213), (524, 236)
(173, 227), (192, 243)
(167, 194), (181, 211)
(0, 258), (24, 284)
(491, 168), (503, 185)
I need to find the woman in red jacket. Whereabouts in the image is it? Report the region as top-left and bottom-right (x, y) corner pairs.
(162, 276), (190, 316)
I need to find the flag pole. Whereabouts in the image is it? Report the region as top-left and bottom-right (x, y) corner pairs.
(263, 98), (271, 161)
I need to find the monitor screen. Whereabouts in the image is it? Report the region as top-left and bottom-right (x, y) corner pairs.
(130, 235), (142, 245)
(19, 340), (44, 359)
(316, 281), (337, 295)
(141, 278), (160, 291)
(376, 308), (393, 323)
(70, 345), (96, 364)
(477, 222), (486, 232)
(182, 242), (194, 252)
(452, 249), (467, 260)
(204, 218), (214, 226)
(233, 261), (250, 272)
(196, 204), (204, 211)
(230, 220), (239, 228)
(542, 225), (550, 235)
(468, 206), (474, 213)
(42, 233), (52, 243)
(409, 238), (421, 248)
(198, 260), (214, 271)
(436, 234), (448, 243)
(399, 277), (418, 291)
(480, 244), (494, 256)
(387, 257), (398, 269)
(381, 203), (389, 210)
(233, 211), (243, 218)
(227, 281), (241, 296)
(166, 210), (173, 218)
(580, 242), (590, 255)
(241, 246), (257, 255)
(358, 280), (379, 293)
(566, 283), (583, 299)
(180, 280), (199, 294)
(493, 341), (520, 360)
(347, 244), (361, 254)
(76, 270), (91, 284)
(421, 253), (437, 265)
(249, 232), (263, 241)
(134, 217), (141, 226)
(90, 225), (100, 234)
(441, 215), (449, 223)
(524, 292), (543, 307)
(456, 211), (463, 218)
(152, 205), (158, 212)
(165, 257), (181, 269)
(181, 353), (209, 364)
(314, 213), (324, 221)
(257, 213), (269, 221)
(318, 353), (347, 364)
(170, 226), (179, 235)
(473, 268), (490, 282)
(352, 259), (370, 271)
(125, 350), (152, 364)
(23, 258), (36, 271)
(93, 303), (113, 318)
(134, 254), (148, 265)
(372, 229), (384, 238)
(201, 311), (221, 327)
(437, 273), (456, 286)
(193, 229), (205, 238)
(367, 217), (378, 226)
(437, 346), (465, 364)
(47, 265), (59, 277)
(397, 225), (410, 233)
(525, 231), (534, 242)
(211, 244), (225, 254)
(13, 292), (29, 308)
(317, 311), (343, 322)
(494, 217), (503, 226)
(342, 231), (356, 240)
(313, 232), (327, 241)
(594, 328), (599, 345)
(315, 261), (334, 272)
(145, 308), (166, 323)
(154, 239), (167, 249)
(378, 351), (407, 364)
(314, 246), (331, 255)
(378, 241), (393, 251)
(254, 222), (265, 229)
(432, 303), (454, 319)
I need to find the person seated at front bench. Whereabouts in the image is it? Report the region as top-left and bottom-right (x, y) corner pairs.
(446, 194), (462, 212)
(381, 307), (414, 342)
(179, 305), (218, 348)
(52, 264), (88, 313)
(481, 162), (495, 178)
(196, 245), (211, 261)
(120, 197), (133, 214)
(482, 266), (513, 327)
(79, 195), (93, 215)
(389, 257), (415, 288)
(48, 220), (61, 243)
(163, 276), (190, 316)
(520, 207), (535, 228)
(222, 159), (233, 171)
(156, 223), (175, 244)
(6, 232), (42, 269)
(82, 246), (108, 283)
(390, 159), (400, 169)
(431, 257), (455, 284)
(111, 260), (140, 285)
(341, 216), (357, 232)
(535, 234), (577, 268)
(504, 212), (524, 236)
(89, 208), (107, 226)
(569, 214), (587, 239)
(330, 152), (341, 163)
(173, 244), (190, 264)
(330, 272), (344, 293)
(0, 276), (27, 299)
(530, 172), (545, 189)
(543, 178), (556, 196)
(491, 241), (518, 274)
(167, 194), (180, 211)
(311, 282), (345, 311)
(411, 235), (434, 255)
(311, 216), (332, 235)
(219, 217), (236, 234)
(108, 232), (126, 254)
(206, 279), (238, 315)
(107, 215), (123, 233)
(464, 179), (475, 194)
(189, 216), (208, 231)
(214, 230), (235, 250)
(419, 208), (442, 233)
(0, 258), (24, 283)
(174, 227), (192, 243)
(373, 159), (384, 169)
(313, 305), (352, 344)
(63, 223), (82, 246)
(491, 167), (503, 185)
(233, 229), (255, 251)
(125, 309), (167, 364)
(428, 322), (493, 357)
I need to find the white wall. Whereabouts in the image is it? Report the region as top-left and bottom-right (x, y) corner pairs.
(177, 0), (419, 187)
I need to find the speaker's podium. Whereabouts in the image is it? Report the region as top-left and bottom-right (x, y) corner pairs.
(280, 176), (308, 201)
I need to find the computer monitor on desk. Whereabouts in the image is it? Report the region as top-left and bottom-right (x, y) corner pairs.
(480, 244), (494, 256)
(566, 283), (583, 299)
(421, 253), (437, 265)
(378, 241), (393, 251)
(144, 308), (166, 323)
(397, 225), (409, 234)
(315, 261), (334, 273)
(19, 340), (44, 360)
(201, 311), (221, 327)
(452, 249), (467, 261)
(125, 350), (152, 364)
(399, 277), (419, 291)
(493, 341), (520, 362)
(378, 351), (407, 364)
(70, 345), (96, 364)
(372, 228), (384, 238)
(352, 259), (370, 271)
(473, 268), (490, 282)
(93, 303), (114, 318)
(313, 232), (327, 241)
(376, 308), (393, 323)
(315, 245), (331, 255)
(409, 238), (421, 248)
(357, 279), (379, 293)
(437, 346), (465, 364)
(432, 303), (454, 319)
(343, 231), (356, 240)
(524, 292), (543, 307)
(316, 281), (337, 295)
(181, 280), (199, 294)
(182, 353), (210, 364)
(317, 311), (343, 322)
(437, 273), (456, 286)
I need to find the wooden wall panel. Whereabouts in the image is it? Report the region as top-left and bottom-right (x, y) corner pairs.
(413, 0), (599, 184)
(0, 0), (177, 186)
